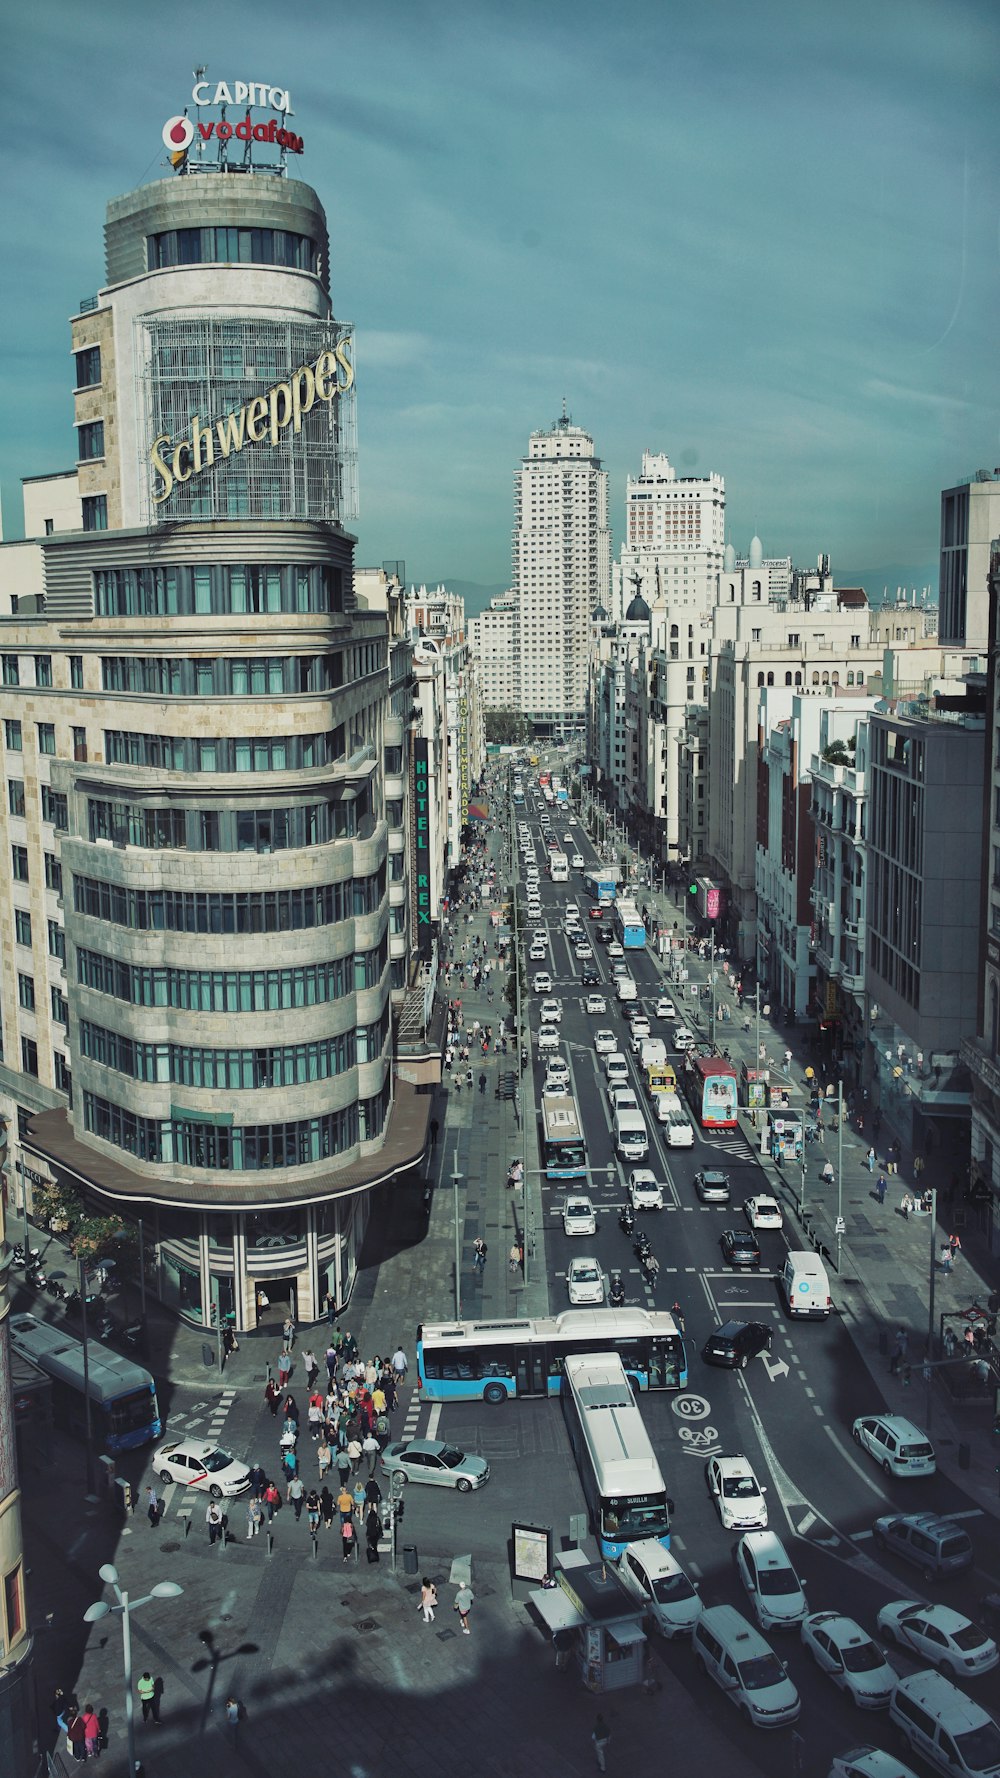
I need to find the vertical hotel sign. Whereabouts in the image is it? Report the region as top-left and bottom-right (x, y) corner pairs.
(413, 738), (433, 959)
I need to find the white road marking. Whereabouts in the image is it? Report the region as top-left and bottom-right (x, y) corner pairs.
(426, 1402), (442, 1439)
(822, 1424), (892, 1501)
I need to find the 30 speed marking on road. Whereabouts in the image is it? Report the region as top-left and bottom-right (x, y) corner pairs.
(672, 1393), (711, 1421)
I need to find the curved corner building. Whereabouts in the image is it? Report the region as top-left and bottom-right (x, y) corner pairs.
(2, 146), (429, 1329)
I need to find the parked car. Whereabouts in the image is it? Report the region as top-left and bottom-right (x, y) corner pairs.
(701, 1320), (772, 1369)
(614, 1541), (701, 1637)
(801, 1612), (897, 1707)
(736, 1531), (808, 1631)
(876, 1602), (998, 1678)
(705, 1453), (768, 1530)
(852, 1415), (936, 1478)
(871, 1513), (974, 1579)
(381, 1438), (490, 1491)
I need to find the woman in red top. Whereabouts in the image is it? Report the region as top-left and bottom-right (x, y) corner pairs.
(263, 1379), (279, 1417)
(80, 1704), (101, 1761)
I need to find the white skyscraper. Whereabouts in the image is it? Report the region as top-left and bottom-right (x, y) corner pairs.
(621, 451), (725, 611)
(513, 412), (611, 731)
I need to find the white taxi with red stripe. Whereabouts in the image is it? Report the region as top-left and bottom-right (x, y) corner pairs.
(154, 1438), (251, 1497)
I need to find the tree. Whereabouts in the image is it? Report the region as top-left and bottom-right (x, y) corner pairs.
(32, 1177), (129, 1263)
(484, 707), (530, 746)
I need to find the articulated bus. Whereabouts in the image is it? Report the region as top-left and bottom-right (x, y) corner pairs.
(541, 1094), (587, 1179)
(416, 1308), (688, 1403)
(614, 896), (646, 949)
(9, 1313), (161, 1453)
(562, 1352), (672, 1559)
(682, 1054), (739, 1130)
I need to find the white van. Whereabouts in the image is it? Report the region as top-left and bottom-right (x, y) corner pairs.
(664, 1107), (695, 1148)
(616, 975), (637, 1002)
(890, 1670), (1000, 1778)
(781, 1251), (832, 1318)
(640, 1037), (668, 1069)
(692, 1604), (800, 1727)
(614, 1109), (649, 1161)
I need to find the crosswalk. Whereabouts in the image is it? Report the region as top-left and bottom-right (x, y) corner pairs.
(171, 1386), (237, 1443)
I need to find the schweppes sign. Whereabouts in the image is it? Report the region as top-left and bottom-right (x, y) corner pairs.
(150, 339), (354, 504)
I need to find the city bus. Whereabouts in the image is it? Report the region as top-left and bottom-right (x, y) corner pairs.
(682, 1054), (739, 1129)
(614, 897), (646, 949)
(9, 1313), (161, 1453)
(562, 1352), (672, 1559)
(549, 851), (569, 882)
(416, 1308), (688, 1403)
(541, 1094), (587, 1178)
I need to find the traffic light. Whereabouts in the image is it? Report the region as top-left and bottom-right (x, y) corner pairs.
(688, 881), (698, 896)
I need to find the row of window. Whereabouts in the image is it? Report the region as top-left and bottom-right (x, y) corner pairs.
(79, 1013), (388, 1089)
(13, 910), (64, 958)
(103, 728), (348, 773)
(77, 940), (387, 1010)
(755, 669), (866, 688)
(9, 846), (61, 891)
(101, 653), (343, 697)
(93, 563), (345, 619)
(83, 1088), (389, 1169)
(2, 655), (84, 691)
(86, 788), (376, 853)
(8, 783), (67, 827)
(147, 227), (319, 274)
(73, 868), (386, 934)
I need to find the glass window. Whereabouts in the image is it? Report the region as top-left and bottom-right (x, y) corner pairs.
(8, 780), (25, 817)
(12, 844), (28, 882)
(2, 656), (18, 688)
(48, 920), (65, 961)
(82, 495), (108, 532)
(20, 1037), (38, 1076)
(77, 420), (105, 460)
(5, 719), (22, 750)
(37, 723), (56, 755)
(35, 655), (53, 687)
(70, 654), (84, 689)
(18, 974), (35, 1011)
(74, 346), (101, 388)
(14, 909), (31, 946)
(44, 853), (62, 893)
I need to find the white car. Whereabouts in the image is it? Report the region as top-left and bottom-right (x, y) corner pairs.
(629, 1024), (653, 1055)
(801, 1613), (897, 1708)
(574, 942), (593, 960)
(537, 1024), (560, 1053)
(616, 976), (637, 1001)
(594, 1029), (617, 1055)
(607, 941), (624, 959)
(628, 1169), (664, 1210)
(532, 972), (553, 994)
(571, 853), (585, 868)
(544, 1060), (570, 1093)
(154, 1439), (250, 1498)
(567, 1256), (605, 1305)
(615, 1540), (701, 1638)
(655, 998), (677, 1020)
(744, 1195), (783, 1230)
(826, 1752), (921, 1778)
(605, 1052), (629, 1086)
(851, 1415), (936, 1478)
(876, 1601), (999, 1678)
(736, 1531), (808, 1631)
(529, 945), (548, 963)
(584, 993), (607, 1014)
(540, 998), (562, 1024)
(706, 1453), (768, 1530)
(610, 1088), (640, 1115)
(563, 1195), (598, 1236)
(672, 1026), (696, 1050)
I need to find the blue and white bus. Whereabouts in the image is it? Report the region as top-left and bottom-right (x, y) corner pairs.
(562, 1351), (672, 1559)
(9, 1313), (161, 1453)
(417, 1307), (687, 1404)
(541, 1094), (587, 1179)
(614, 896), (646, 949)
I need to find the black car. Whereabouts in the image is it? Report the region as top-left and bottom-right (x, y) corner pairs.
(621, 1000), (646, 1023)
(580, 966), (601, 986)
(701, 1320), (772, 1369)
(596, 925), (613, 944)
(720, 1228), (761, 1269)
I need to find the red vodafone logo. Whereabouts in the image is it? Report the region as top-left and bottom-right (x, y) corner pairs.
(162, 115), (195, 151)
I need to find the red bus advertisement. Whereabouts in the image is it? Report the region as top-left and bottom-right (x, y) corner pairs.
(683, 1056), (739, 1129)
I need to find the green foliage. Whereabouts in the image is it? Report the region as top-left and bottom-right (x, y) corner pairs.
(32, 1178), (128, 1260)
(484, 707), (530, 745)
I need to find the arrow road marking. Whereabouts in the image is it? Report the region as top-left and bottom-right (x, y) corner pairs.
(760, 1354), (790, 1381)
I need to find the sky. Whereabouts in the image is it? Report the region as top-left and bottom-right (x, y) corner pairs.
(3, 0), (999, 595)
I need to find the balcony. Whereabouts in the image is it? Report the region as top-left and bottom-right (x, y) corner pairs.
(962, 1035), (1000, 1108)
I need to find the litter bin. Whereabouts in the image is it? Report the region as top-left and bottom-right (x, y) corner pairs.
(403, 1544), (419, 1575)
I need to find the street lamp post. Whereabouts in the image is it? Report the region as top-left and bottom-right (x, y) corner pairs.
(452, 1151), (462, 1320)
(836, 1080), (845, 1272)
(78, 1252), (96, 1497)
(926, 1185), (938, 1361)
(84, 1563), (182, 1778)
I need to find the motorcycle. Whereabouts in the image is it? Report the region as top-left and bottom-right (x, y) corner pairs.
(634, 1230), (653, 1263)
(26, 1261), (47, 1290)
(609, 1270), (626, 1308)
(618, 1204), (635, 1237)
(641, 1252), (660, 1288)
(45, 1276), (67, 1301)
(11, 1244), (25, 1267)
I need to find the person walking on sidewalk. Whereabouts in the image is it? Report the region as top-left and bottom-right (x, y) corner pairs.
(875, 1172), (887, 1205)
(207, 1502), (225, 1545)
(472, 1237), (488, 1273)
(246, 1495), (263, 1538)
(277, 1347), (292, 1388)
(865, 1145), (876, 1173)
(889, 1327), (909, 1376)
(137, 1672), (159, 1724)
(454, 1582), (474, 1634)
(80, 1703), (101, 1760)
(145, 1485), (161, 1528)
(591, 1713), (611, 1772)
(420, 1578), (438, 1623)
(287, 1475), (305, 1520)
(264, 1377), (279, 1417)
(283, 1314), (296, 1349)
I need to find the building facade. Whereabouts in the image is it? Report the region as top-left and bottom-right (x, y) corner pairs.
(963, 541), (1000, 1253)
(468, 591), (517, 713)
(0, 110), (430, 1333)
(513, 412), (611, 733)
(939, 471), (1000, 647)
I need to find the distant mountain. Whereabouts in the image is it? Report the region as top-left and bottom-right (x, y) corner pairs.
(837, 565), (938, 604)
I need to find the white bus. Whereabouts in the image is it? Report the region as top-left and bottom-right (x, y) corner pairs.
(549, 851), (569, 882)
(562, 1351), (672, 1560)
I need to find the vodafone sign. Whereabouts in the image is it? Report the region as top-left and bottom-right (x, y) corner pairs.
(162, 77), (304, 160)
